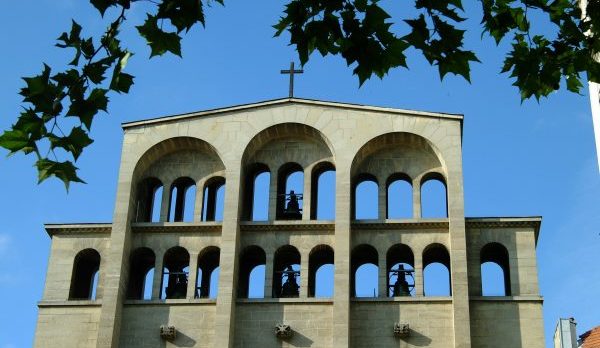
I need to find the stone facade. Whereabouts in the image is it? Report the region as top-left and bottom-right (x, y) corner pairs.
(34, 98), (545, 347)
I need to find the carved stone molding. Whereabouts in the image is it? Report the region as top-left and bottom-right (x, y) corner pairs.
(160, 325), (177, 340)
(394, 323), (410, 338)
(275, 324), (293, 339)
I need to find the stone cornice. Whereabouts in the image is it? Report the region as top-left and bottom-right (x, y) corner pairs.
(44, 223), (112, 237)
(240, 221), (334, 232)
(131, 222), (222, 233)
(465, 216), (542, 245)
(351, 219), (449, 230)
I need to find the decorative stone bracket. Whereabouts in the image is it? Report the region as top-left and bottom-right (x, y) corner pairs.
(160, 325), (177, 341)
(275, 323), (294, 339)
(394, 323), (410, 338)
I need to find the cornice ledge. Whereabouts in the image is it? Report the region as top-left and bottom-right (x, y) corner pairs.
(131, 222), (222, 233)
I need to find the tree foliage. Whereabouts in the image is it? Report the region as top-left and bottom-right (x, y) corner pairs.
(1, 0), (599, 189)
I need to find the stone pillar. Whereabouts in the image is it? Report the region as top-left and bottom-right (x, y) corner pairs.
(264, 251), (274, 298)
(193, 179), (205, 222)
(414, 250), (423, 296)
(300, 249), (309, 297)
(413, 179), (421, 219)
(446, 150), (472, 348)
(160, 180), (172, 222)
(333, 165), (351, 347)
(96, 143), (142, 347)
(302, 167), (312, 220)
(187, 254), (199, 299)
(378, 251), (387, 297)
(378, 183), (386, 220)
(268, 172), (278, 221)
(214, 167), (242, 348)
(152, 255), (164, 300)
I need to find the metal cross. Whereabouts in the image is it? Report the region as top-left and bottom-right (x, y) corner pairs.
(280, 62), (303, 98)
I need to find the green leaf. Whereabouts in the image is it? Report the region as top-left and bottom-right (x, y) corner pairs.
(35, 159), (85, 190)
(136, 15), (182, 57)
(0, 129), (35, 155)
(90, 0), (118, 16)
(157, 0), (208, 33)
(67, 88), (109, 130)
(49, 126), (94, 160)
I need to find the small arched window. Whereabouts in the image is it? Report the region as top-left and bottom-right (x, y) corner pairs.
(126, 247), (155, 300)
(308, 245), (334, 297)
(237, 246), (266, 298)
(351, 244), (378, 297)
(273, 245), (301, 298)
(311, 162), (336, 220)
(277, 163), (304, 220)
(195, 246), (220, 299)
(386, 244), (415, 297)
(481, 242), (511, 296)
(69, 249), (101, 300)
(353, 174), (378, 220)
(423, 243), (451, 296)
(242, 163), (270, 221)
(421, 173), (448, 218)
(161, 246), (190, 299)
(386, 174), (412, 219)
(168, 177), (196, 222)
(136, 177), (163, 222)
(202, 177), (225, 222)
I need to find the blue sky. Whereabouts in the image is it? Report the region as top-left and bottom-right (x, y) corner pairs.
(0, 1), (599, 347)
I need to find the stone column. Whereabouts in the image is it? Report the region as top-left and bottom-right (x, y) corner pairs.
(333, 165), (351, 347)
(214, 167), (242, 348)
(412, 179), (421, 219)
(300, 249), (309, 297)
(96, 141), (142, 347)
(193, 179), (205, 222)
(414, 250), (423, 296)
(378, 251), (387, 298)
(152, 254), (164, 299)
(187, 254), (199, 299)
(446, 148), (472, 348)
(264, 251), (274, 298)
(302, 167), (313, 220)
(378, 183), (387, 220)
(268, 172), (278, 221)
(160, 180), (172, 222)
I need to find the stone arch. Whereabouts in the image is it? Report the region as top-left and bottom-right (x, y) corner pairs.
(240, 123), (335, 221)
(420, 171), (448, 218)
(126, 247), (155, 300)
(161, 246), (190, 299)
(386, 243), (415, 297)
(351, 132), (445, 220)
(241, 163), (271, 221)
(308, 244), (334, 297)
(386, 173), (412, 219)
(238, 245), (266, 298)
(422, 243), (451, 296)
(132, 137), (225, 223)
(310, 161), (336, 220)
(480, 242), (511, 296)
(272, 245), (301, 298)
(195, 246), (220, 298)
(69, 248), (101, 300)
(135, 177), (163, 222)
(351, 244), (379, 297)
(201, 176), (226, 222)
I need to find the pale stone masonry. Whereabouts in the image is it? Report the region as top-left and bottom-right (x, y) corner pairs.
(34, 98), (545, 347)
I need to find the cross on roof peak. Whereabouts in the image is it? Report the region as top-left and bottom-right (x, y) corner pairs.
(280, 62), (303, 98)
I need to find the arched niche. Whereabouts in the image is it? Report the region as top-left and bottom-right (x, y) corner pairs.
(351, 132), (445, 220)
(132, 137), (225, 223)
(240, 123), (334, 221)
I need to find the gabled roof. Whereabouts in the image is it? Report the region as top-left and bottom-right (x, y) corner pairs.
(121, 97), (464, 129)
